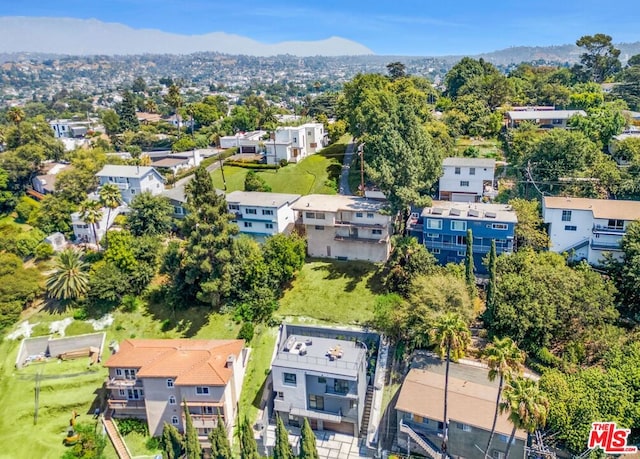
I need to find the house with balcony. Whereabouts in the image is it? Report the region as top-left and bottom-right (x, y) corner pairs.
(438, 157), (496, 202)
(226, 191), (300, 239)
(96, 165), (165, 205)
(71, 203), (125, 245)
(407, 201), (517, 274)
(396, 359), (527, 459)
(271, 324), (380, 438)
(292, 194), (393, 262)
(219, 130), (267, 153)
(264, 123), (327, 165)
(505, 109), (586, 129)
(542, 196), (640, 265)
(104, 339), (248, 448)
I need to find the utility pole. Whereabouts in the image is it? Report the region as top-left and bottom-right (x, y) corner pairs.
(218, 153), (227, 190)
(359, 143), (365, 196)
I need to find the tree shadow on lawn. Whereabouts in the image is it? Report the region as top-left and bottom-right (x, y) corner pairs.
(145, 295), (209, 338)
(310, 259), (385, 293)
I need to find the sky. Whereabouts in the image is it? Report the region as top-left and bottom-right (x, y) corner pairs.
(2, 0), (640, 56)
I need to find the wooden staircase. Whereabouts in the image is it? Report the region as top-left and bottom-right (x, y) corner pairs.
(102, 410), (132, 459)
(359, 386), (374, 437)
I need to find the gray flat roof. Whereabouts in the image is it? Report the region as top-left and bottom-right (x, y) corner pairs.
(442, 157), (496, 168)
(96, 165), (158, 179)
(272, 335), (365, 378)
(507, 109), (586, 120)
(420, 201), (518, 223)
(292, 194), (388, 213)
(226, 191), (301, 208)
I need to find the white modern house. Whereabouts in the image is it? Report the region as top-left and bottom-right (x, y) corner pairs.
(96, 165), (165, 205)
(219, 130), (266, 153)
(505, 109), (586, 129)
(438, 157), (496, 202)
(49, 118), (95, 139)
(542, 196), (640, 265)
(264, 123), (326, 165)
(71, 204), (125, 245)
(226, 191), (301, 239)
(292, 194), (393, 262)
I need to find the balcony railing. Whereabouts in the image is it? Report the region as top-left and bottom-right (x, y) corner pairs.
(111, 182), (129, 190)
(334, 234), (388, 244)
(335, 220), (384, 229)
(590, 241), (622, 251)
(105, 377), (143, 389)
(325, 385), (358, 398)
(425, 240), (513, 254)
(592, 225), (626, 234)
(107, 399), (145, 410)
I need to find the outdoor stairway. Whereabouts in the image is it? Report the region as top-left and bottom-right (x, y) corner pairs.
(102, 410), (132, 459)
(359, 386), (374, 437)
(399, 420), (443, 459)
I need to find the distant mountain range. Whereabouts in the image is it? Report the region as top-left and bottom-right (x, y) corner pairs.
(0, 17), (373, 57)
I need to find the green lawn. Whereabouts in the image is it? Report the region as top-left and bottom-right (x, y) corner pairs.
(211, 136), (349, 195)
(454, 137), (504, 159)
(279, 260), (384, 325)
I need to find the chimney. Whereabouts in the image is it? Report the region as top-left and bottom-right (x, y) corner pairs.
(225, 355), (235, 368)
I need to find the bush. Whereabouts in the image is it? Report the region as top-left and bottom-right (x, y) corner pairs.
(145, 436), (160, 450)
(116, 418), (149, 436)
(237, 322), (255, 342)
(121, 294), (142, 312)
(73, 307), (88, 320)
(225, 161), (278, 169)
(279, 159), (289, 167)
(35, 242), (54, 260)
(15, 197), (39, 223)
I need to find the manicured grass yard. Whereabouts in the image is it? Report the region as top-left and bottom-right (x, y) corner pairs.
(211, 136), (349, 195)
(279, 260), (384, 325)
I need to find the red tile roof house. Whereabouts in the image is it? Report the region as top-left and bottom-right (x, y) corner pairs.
(104, 339), (248, 448)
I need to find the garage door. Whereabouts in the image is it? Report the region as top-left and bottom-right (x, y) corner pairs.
(323, 420), (355, 435)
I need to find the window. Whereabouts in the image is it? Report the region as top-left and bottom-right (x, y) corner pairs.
(127, 388), (143, 400)
(355, 212), (363, 218)
(607, 219), (624, 230)
(492, 223), (508, 230)
(309, 394), (324, 410)
(174, 206), (183, 215)
(454, 167), (461, 175)
(426, 219), (442, 230)
(315, 212), (325, 220)
(119, 389), (125, 396)
(283, 373), (297, 385)
(265, 223), (274, 229)
(130, 189), (136, 194)
(426, 233), (439, 239)
(171, 416), (179, 425)
(167, 379), (174, 388)
(124, 369), (136, 380)
(367, 213), (374, 219)
(561, 210), (572, 222)
(305, 212), (315, 219)
(334, 379), (349, 394)
(262, 209), (274, 216)
(169, 395), (176, 405)
(244, 222), (253, 228)
(245, 208), (257, 215)
(277, 391), (284, 399)
(116, 369), (122, 376)
(431, 248), (441, 254)
(229, 204), (239, 210)
(451, 221), (467, 231)
(196, 386), (210, 395)
(460, 181), (470, 187)
(564, 225), (577, 231)
(318, 377), (326, 384)
(203, 406), (214, 415)
(372, 229), (382, 235)
(457, 250), (466, 256)
(456, 423), (472, 432)
(314, 225), (324, 230)
(469, 167), (476, 175)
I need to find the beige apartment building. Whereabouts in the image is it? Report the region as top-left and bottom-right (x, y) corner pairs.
(292, 194), (393, 262)
(104, 339), (248, 446)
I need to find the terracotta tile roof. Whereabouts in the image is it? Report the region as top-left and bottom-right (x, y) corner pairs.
(396, 369), (527, 440)
(543, 196), (640, 220)
(104, 339), (244, 386)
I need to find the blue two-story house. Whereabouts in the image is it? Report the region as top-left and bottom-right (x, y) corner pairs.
(96, 165), (165, 205)
(407, 201), (518, 274)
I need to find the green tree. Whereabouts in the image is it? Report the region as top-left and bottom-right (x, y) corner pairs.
(101, 109), (121, 135)
(183, 401), (201, 459)
(30, 194), (74, 235)
(383, 236), (437, 296)
(499, 378), (549, 459)
(117, 91), (140, 132)
(79, 199), (103, 248)
(238, 416), (260, 459)
(0, 252), (41, 331)
(263, 233), (307, 289)
(99, 183), (122, 247)
(299, 418), (319, 459)
(431, 313), (471, 453)
(7, 106), (25, 125)
(209, 415), (232, 459)
(244, 170), (272, 192)
(164, 84), (184, 137)
(274, 415), (293, 459)
(61, 422), (107, 459)
(386, 62), (407, 80)
(160, 422), (184, 459)
(132, 76), (147, 94)
(444, 57), (495, 99)
(127, 192), (173, 237)
(604, 221), (640, 321)
(576, 33), (621, 83)
(46, 249), (89, 301)
(482, 336), (525, 456)
(464, 228), (474, 290)
(508, 199), (549, 251)
(485, 239), (497, 323)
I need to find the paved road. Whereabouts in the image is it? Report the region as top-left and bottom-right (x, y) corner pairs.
(173, 153), (223, 189)
(339, 140), (356, 195)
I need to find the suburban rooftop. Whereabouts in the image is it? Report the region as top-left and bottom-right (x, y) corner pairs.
(543, 196), (640, 220)
(419, 200), (518, 223)
(506, 109), (586, 120)
(442, 157), (496, 168)
(226, 191), (301, 208)
(293, 194), (388, 213)
(96, 164), (159, 179)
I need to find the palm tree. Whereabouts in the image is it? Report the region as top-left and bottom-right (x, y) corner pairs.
(143, 98), (158, 113)
(7, 106), (25, 125)
(482, 337), (525, 458)
(431, 312), (471, 455)
(98, 184), (122, 247)
(46, 249), (90, 300)
(499, 378), (549, 459)
(80, 200), (103, 249)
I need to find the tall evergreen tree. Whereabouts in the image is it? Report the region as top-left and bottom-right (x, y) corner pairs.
(178, 166), (238, 306)
(464, 228), (474, 290)
(273, 415), (293, 459)
(485, 239), (497, 322)
(209, 415), (232, 459)
(183, 401), (202, 459)
(160, 422), (185, 459)
(239, 416), (260, 459)
(117, 90), (140, 132)
(298, 418), (319, 459)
